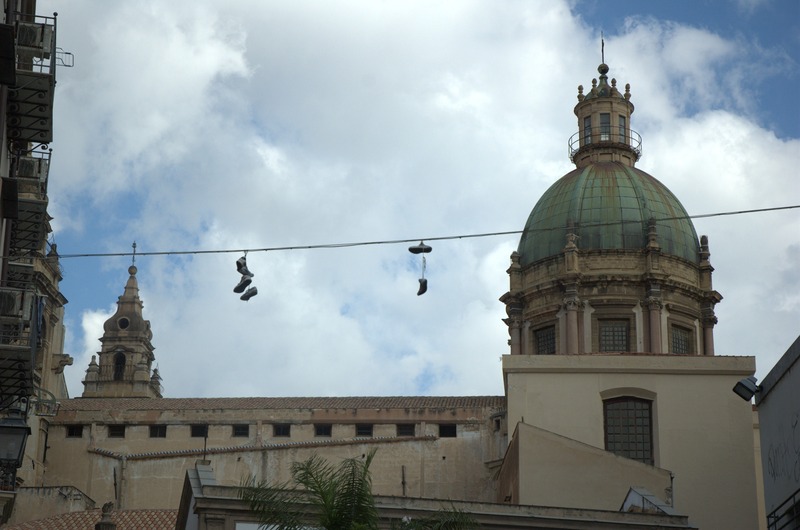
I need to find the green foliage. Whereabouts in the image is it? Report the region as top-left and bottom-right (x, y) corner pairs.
(239, 449), (478, 530)
(390, 506), (479, 530)
(239, 449), (379, 530)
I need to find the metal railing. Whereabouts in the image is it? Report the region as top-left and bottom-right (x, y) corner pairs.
(568, 128), (642, 162)
(767, 487), (800, 530)
(14, 13), (57, 76)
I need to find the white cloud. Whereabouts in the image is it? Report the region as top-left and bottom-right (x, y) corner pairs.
(44, 1), (799, 399)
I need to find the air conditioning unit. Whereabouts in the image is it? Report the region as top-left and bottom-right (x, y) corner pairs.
(17, 157), (41, 178)
(16, 22), (52, 52)
(0, 290), (22, 317)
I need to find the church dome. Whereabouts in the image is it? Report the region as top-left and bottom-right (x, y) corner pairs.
(517, 161), (699, 266)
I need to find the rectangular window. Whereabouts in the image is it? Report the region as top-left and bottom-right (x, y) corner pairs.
(604, 397), (653, 465)
(232, 424), (249, 437)
(534, 326), (556, 355)
(671, 326), (693, 355)
(149, 425), (167, 438)
(273, 423), (291, 437)
(108, 425), (125, 438)
(355, 424), (373, 437)
(599, 320), (629, 352)
(314, 424), (332, 437)
(438, 424), (457, 438)
(191, 424), (208, 438)
(618, 115), (626, 143)
(66, 425), (83, 438)
(600, 113), (611, 141)
(397, 424), (415, 437)
(583, 116), (592, 145)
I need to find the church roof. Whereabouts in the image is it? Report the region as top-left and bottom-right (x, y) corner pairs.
(3, 509), (177, 530)
(57, 395), (505, 412)
(517, 161), (699, 265)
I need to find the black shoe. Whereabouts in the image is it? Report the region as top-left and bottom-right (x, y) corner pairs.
(240, 286), (258, 301)
(236, 257), (254, 277)
(233, 275), (252, 293)
(417, 278), (428, 296)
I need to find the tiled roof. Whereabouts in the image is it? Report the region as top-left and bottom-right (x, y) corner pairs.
(4, 509), (177, 530)
(56, 395), (505, 413)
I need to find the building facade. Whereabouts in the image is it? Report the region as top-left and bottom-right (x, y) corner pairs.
(6, 60), (764, 529)
(0, 0), (74, 523)
(755, 335), (800, 529)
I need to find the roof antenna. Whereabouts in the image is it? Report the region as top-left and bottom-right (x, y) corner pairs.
(601, 31), (605, 63)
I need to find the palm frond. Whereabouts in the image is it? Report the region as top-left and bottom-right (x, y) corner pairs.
(238, 475), (307, 530)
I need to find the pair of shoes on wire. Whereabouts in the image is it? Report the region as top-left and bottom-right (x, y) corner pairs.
(234, 256), (258, 301)
(409, 241), (432, 296)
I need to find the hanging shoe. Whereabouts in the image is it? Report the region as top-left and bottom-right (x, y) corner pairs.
(236, 256), (254, 277)
(233, 275), (252, 293)
(240, 286), (258, 301)
(417, 278), (428, 296)
(408, 241), (432, 254)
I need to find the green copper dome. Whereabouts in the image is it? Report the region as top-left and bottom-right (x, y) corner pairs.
(518, 162), (699, 266)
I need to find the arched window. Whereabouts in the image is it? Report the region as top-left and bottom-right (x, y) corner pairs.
(603, 396), (653, 465)
(113, 352), (126, 381)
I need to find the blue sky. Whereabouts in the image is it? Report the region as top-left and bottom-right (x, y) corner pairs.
(40, 0), (799, 398)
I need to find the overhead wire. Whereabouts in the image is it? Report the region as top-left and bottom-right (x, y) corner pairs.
(40, 203), (800, 260)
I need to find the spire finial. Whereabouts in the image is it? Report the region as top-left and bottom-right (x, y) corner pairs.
(601, 31), (605, 64)
(129, 241), (138, 276)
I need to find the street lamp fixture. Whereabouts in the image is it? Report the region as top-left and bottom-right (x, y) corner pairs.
(732, 376), (759, 402)
(0, 405), (30, 491)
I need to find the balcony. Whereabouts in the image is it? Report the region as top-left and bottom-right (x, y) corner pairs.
(0, 288), (35, 410)
(7, 13), (58, 145)
(568, 128), (642, 164)
(7, 149), (50, 259)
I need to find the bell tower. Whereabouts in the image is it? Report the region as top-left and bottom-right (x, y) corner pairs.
(82, 264), (162, 398)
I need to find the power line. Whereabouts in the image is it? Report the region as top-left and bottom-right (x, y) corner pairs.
(49, 204), (799, 260)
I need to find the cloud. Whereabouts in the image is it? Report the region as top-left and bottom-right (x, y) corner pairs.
(41, 1), (799, 399)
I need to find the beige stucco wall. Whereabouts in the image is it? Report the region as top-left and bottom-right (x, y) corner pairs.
(503, 354), (759, 530)
(500, 422), (672, 511)
(42, 403), (503, 512)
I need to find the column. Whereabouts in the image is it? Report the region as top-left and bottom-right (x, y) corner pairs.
(646, 297), (663, 353)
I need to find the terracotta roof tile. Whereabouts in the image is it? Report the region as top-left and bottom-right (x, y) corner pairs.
(4, 509), (177, 530)
(56, 396), (505, 414)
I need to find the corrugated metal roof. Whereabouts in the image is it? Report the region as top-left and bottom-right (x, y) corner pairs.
(56, 395), (505, 413)
(4, 509), (177, 530)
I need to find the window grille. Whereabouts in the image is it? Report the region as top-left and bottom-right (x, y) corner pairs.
(232, 424), (249, 437)
(604, 397), (653, 464)
(397, 424), (415, 437)
(190, 424), (208, 438)
(273, 423), (291, 437)
(314, 424), (332, 437)
(535, 326), (556, 354)
(66, 425), (83, 438)
(108, 425), (126, 438)
(438, 424), (457, 438)
(599, 320), (629, 352)
(671, 326), (692, 355)
(149, 425), (167, 438)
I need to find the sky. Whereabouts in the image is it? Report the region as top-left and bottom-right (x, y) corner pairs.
(37, 0), (799, 399)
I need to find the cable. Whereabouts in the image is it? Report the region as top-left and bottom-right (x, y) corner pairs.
(37, 203), (800, 260)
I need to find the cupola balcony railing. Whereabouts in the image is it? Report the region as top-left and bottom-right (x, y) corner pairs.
(568, 128), (642, 162)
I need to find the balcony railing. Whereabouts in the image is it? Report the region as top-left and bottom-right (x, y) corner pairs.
(14, 149), (50, 200)
(568, 128), (642, 162)
(767, 486), (800, 530)
(8, 13), (58, 144)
